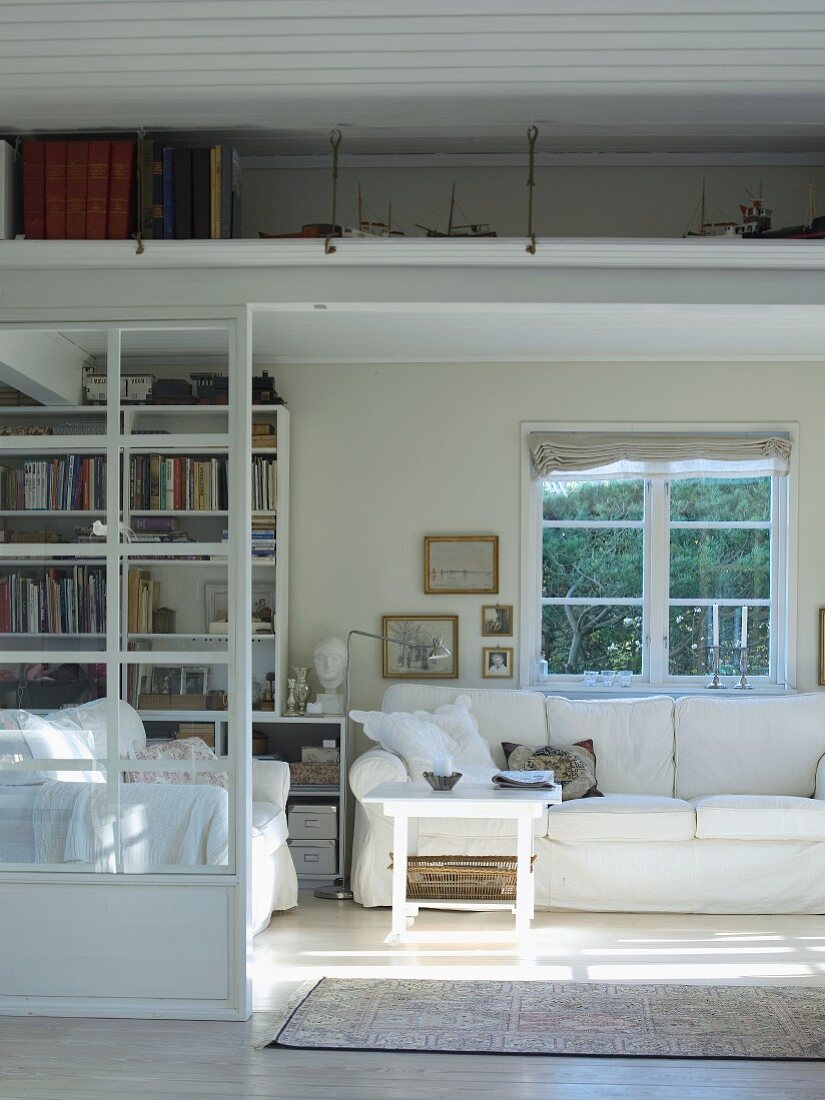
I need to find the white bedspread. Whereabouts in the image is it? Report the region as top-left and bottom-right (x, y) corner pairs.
(31, 781), (229, 869)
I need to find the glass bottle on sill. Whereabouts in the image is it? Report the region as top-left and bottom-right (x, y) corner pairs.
(536, 652), (549, 683)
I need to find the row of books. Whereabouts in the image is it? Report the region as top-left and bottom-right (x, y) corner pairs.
(0, 457), (106, 511)
(127, 568), (159, 634)
(0, 567), (106, 634)
(252, 457), (277, 511)
(23, 140), (136, 240)
(221, 516), (277, 557)
(129, 455), (229, 512)
(137, 139), (242, 241)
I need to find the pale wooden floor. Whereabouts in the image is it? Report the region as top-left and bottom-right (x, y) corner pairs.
(2, 892), (825, 1099)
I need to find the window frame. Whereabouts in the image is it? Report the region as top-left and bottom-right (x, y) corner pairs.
(520, 422), (797, 693)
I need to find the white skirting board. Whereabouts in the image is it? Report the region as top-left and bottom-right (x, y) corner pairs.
(0, 880), (244, 1019)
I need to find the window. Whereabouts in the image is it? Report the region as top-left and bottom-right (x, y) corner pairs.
(525, 431), (792, 687)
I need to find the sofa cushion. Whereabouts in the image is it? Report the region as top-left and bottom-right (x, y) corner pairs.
(544, 696), (676, 796)
(382, 685), (548, 768)
(675, 694), (825, 800)
(545, 794), (696, 843)
(502, 739), (601, 800)
(694, 795), (825, 841)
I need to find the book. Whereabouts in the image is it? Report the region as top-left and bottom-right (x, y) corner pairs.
(65, 142), (88, 240)
(107, 140), (136, 239)
(219, 146), (233, 239)
(172, 148), (192, 239)
(211, 145), (221, 239)
(230, 148), (242, 237)
(0, 140), (19, 240)
(86, 140), (111, 239)
(191, 147), (211, 239)
(22, 141), (45, 239)
(138, 137), (154, 240)
(44, 141), (67, 239)
(162, 147), (175, 239)
(151, 142), (164, 238)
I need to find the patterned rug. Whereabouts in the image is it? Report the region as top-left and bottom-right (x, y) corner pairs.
(265, 979), (825, 1058)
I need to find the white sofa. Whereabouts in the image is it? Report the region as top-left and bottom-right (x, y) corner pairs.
(0, 699), (298, 934)
(349, 684), (825, 914)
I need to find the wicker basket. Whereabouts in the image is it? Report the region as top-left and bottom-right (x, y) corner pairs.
(138, 693), (206, 711)
(390, 854), (535, 902)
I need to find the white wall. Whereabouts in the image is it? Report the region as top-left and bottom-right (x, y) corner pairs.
(274, 358), (824, 752)
(243, 163), (825, 239)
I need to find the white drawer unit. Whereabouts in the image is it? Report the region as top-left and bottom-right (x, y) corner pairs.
(289, 840), (337, 877)
(288, 802), (338, 841)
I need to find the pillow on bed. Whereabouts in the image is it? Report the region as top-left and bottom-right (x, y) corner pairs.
(0, 711), (100, 785)
(125, 737), (227, 789)
(350, 696), (496, 780)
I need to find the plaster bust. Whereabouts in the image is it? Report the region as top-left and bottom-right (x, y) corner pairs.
(313, 635), (348, 694)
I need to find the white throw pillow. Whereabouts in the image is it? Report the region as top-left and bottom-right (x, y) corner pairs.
(0, 711), (100, 785)
(351, 695), (496, 780)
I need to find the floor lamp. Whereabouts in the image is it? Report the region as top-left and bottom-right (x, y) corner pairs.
(314, 628), (451, 901)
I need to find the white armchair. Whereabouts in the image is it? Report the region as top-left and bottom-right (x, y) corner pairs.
(349, 747), (408, 908)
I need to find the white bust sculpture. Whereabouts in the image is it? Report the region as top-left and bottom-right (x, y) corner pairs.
(313, 635), (347, 713)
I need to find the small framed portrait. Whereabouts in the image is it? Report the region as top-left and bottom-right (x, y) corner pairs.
(483, 647), (513, 679)
(424, 535), (499, 594)
(482, 604), (513, 637)
(819, 608), (825, 686)
(382, 615), (459, 679)
(150, 666), (182, 695)
(182, 666), (210, 696)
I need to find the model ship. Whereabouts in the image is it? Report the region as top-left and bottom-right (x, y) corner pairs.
(685, 180), (825, 239)
(415, 183), (496, 237)
(260, 185), (403, 240)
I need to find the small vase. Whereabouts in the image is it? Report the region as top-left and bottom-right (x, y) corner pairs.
(293, 666), (309, 685)
(294, 681), (310, 715)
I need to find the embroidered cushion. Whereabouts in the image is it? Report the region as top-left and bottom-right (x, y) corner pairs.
(501, 739), (602, 801)
(126, 737), (227, 788)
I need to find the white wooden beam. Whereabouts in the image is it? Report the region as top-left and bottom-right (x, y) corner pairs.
(0, 330), (88, 405)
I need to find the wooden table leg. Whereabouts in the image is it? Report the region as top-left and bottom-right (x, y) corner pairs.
(515, 814), (534, 937)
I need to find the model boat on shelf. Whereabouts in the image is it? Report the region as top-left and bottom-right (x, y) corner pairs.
(260, 184), (403, 240)
(684, 180), (825, 239)
(415, 183), (496, 237)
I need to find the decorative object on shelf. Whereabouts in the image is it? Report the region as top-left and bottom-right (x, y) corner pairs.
(150, 666), (182, 694)
(205, 582), (275, 635)
(293, 667), (311, 715)
(536, 652), (549, 681)
(415, 182), (496, 238)
(189, 372), (228, 404)
(313, 627), (451, 902)
(422, 771), (462, 792)
(483, 646), (513, 679)
(481, 604), (513, 637)
(207, 689), (227, 711)
(312, 635), (346, 714)
(289, 761), (340, 786)
(252, 370), (285, 406)
(301, 745), (339, 764)
(525, 124), (539, 254)
(259, 671), (276, 712)
(152, 606), (176, 634)
(381, 615), (458, 679)
(84, 372), (154, 405)
(734, 647), (753, 691)
(424, 535), (499, 594)
(182, 667), (209, 695)
(178, 721), (216, 748)
(138, 693), (207, 711)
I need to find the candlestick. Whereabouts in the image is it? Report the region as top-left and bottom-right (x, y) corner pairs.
(706, 645), (722, 689)
(712, 603), (720, 649)
(741, 605), (748, 649)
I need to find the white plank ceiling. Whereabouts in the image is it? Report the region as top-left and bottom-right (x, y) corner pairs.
(2, 1), (825, 153)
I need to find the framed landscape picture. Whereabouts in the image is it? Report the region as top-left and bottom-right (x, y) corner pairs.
(424, 535), (499, 594)
(382, 614), (459, 678)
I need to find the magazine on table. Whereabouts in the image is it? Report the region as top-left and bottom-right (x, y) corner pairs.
(492, 769), (557, 790)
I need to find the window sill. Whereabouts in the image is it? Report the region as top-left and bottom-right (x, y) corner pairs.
(525, 683), (796, 699)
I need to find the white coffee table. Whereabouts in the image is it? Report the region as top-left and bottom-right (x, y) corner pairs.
(362, 781), (562, 943)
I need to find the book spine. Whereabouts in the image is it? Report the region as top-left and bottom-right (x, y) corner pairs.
(230, 148), (242, 238)
(44, 141), (68, 239)
(162, 147), (175, 239)
(138, 136), (154, 240)
(219, 146), (232, 239)
(65, 141), (88, 240)
(173, 148), (192, 239)
(211, 145), (220, 239)
(107, 140), (136, 239)
(191, 147), (211, 239)
(151, 142), (164, 238)
(85, 140), (111, 240)
(22, 141), (45, 239)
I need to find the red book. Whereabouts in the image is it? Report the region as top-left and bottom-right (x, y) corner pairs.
(107, 140), (136, 239)
(85, 140), (110, 240)
(44, 141), (67, 239)
(65, 142), (88, 240)
(22, 141), (45, 239)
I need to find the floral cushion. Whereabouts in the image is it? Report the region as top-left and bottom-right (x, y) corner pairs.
(125, 737), (227, 789)
(501, 739), (603, 801)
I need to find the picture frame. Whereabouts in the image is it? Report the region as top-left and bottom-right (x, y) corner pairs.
(381, 614), (459, 679)
(149, 666), (182, 695)
(819, 608), (825, 686)
(182, 666), (209, 696)
(481, 604), (513, 637)
(147, 665), (210, 696)
(205, 582), (276, 634)
(482, 646), (513, 679)
(424, 535), (499, 594)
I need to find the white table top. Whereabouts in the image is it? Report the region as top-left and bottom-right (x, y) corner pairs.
(363, 781), (562, 816)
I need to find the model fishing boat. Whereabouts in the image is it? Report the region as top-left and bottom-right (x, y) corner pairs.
(685, 180), (825, 239)
(415, 183), (496, 237)
(259, 185), (403, 240)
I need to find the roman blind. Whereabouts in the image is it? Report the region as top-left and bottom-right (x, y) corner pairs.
(529, 432), (792, 481)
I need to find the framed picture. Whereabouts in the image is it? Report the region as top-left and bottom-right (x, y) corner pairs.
(819, 608), (825, 686)
(424, 535), (499, 594)
(149, 666), (182, 695)
(483, 646), (513, 679)
(382, 615), (459, 678)
(205, 582), (275, 634)
(182, 666), (209, 696)
(482, 604), (513, 637)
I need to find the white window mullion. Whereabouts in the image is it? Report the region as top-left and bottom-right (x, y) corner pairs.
(647, 478), (669, 683)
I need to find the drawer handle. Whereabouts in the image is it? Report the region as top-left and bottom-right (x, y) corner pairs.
(304, 854), (320, 863)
